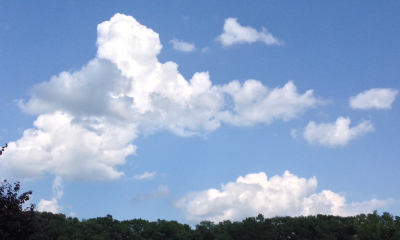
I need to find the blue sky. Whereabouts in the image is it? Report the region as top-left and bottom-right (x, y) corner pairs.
(1, 1), (399, 224)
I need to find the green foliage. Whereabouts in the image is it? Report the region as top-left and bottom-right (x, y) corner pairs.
(31, 211), (400, 240)
(354, 211), (400, 240)
(0, 180), (37, 240)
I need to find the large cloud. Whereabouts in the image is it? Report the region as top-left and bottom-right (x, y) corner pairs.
(1, 14), (319, 181)
(350, 88), (398, 110)
(176, 171), (391, 223)
(303, 117), (374, 147)
(1, 112), (136, 181)
(217, 18), (283, 46)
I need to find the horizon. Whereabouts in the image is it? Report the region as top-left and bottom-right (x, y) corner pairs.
(1, 1), (399, 224)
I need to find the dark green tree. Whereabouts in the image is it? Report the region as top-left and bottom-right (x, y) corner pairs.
(196, 221), (216, 240)
(0, 180), (37, 239)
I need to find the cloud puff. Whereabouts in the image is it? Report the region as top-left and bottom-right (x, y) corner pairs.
(38, 177), (65, 213)
(303, 117), (374, 146)
(217, 18), (283, 46)
(2, 13), (318, 182)
(350, 88), (398, 110)
(176, 171), (390, 223)
(169, 38), (196, 52)
(133, 171), (157, 180)
(219, 80), (318, 126)
(38, 198), (61, 213)
(132, 185), (170, 202)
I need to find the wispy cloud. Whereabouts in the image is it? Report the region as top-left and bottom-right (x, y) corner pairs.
(217, 18), (283, 46)
(52, 176), (64, 199)
(303, 117), (374, 146)
(201, 47), (210, 53)
(132, 185), (170, 202)
(133, 171), (157, 180)
(169, 38), (196, 52)
(350, 88), (398, 110)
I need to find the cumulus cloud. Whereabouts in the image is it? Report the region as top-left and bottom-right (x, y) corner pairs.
(0, 112), (136, 181)
(133, 171), (157, 180)
(169, 38), (196, 52)
(1, 13), (319, 181)
(132, 185), (170, 202)
(38, 198), (61, 213)
(350, 88), (398, 110)
(217, 18), (283, 46)
(176, 171), (391, 223)
(303, 117), (374, 146)
(218, 80), (319, 126)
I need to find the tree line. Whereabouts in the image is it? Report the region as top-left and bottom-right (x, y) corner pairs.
(1, 178), (400, 239)
(31, 211), (400, 240)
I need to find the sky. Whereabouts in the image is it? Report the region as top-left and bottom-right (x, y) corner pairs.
(0, 1), (399, 224)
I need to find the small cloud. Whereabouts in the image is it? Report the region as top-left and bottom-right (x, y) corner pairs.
(217, 18), (283, 47)
(169, 38), (196, 52)
(350, 88), (398, 110)
(201, 47), (210, 53)
(291, 129), (297, 138)
(70, 212), (77, 217)
(38, 198), (61, 213)
(303, 117), (374, 147)
(132, 171), (157, 180)
(132, 185), (170, 202)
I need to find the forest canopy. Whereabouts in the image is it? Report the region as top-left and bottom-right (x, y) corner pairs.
(1, 179), (400, 239)
(32, 211), (400, 240)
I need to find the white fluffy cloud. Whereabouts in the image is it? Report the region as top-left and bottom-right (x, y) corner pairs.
(0, 112), (136, 181)
(133, 171), (157, 180)
(38, 198), (61, 213)
(217, 18), (283, 46)
(219, 80), (318, 126)
(350, 88), (398, 110)
(1, 13), (319, 181)
(303, 117), (374, 146)
(169, 38), (196, 52)
(176, 171), (390, 223)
